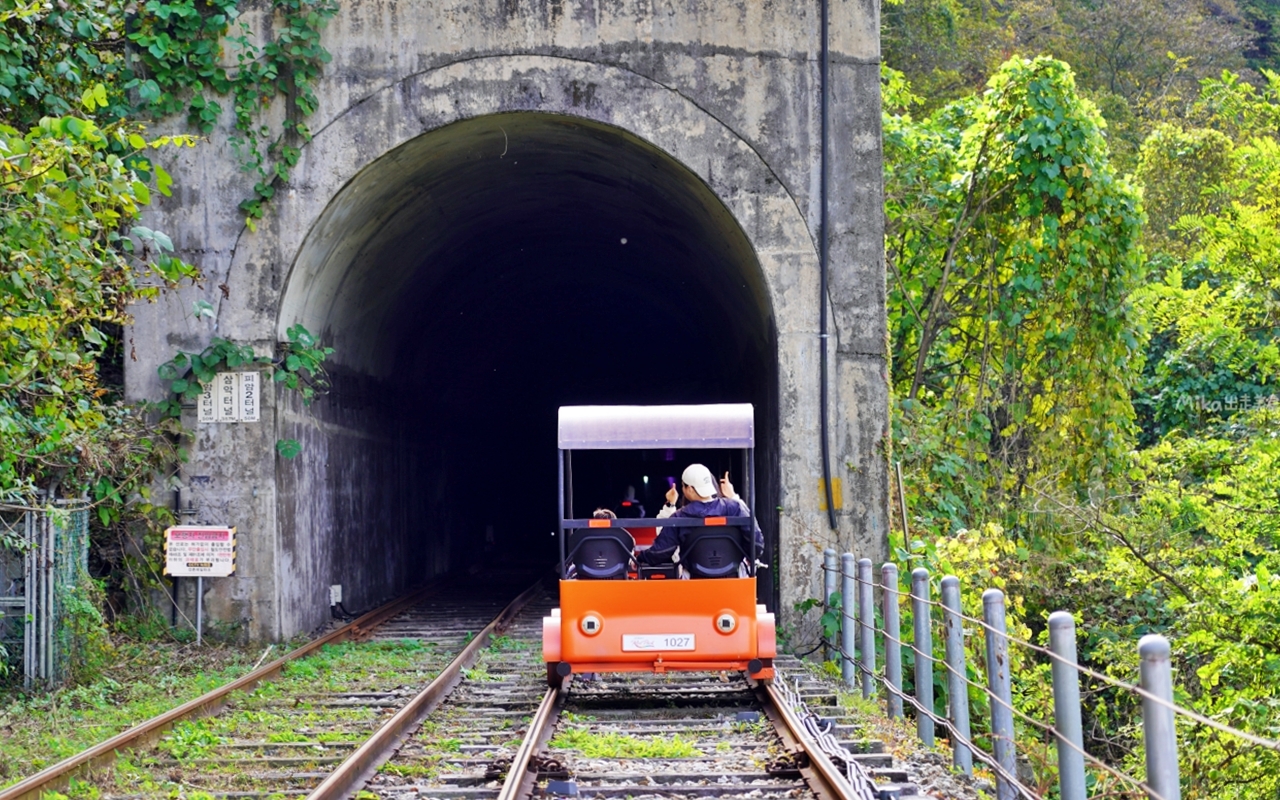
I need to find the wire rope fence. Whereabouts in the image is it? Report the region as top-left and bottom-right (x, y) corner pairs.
(818, 549), (1280, 800)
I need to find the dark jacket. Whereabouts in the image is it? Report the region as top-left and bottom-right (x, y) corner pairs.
(636, 497), (764, 566)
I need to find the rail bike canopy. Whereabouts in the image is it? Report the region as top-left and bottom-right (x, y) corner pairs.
(557, 403), (754, 450)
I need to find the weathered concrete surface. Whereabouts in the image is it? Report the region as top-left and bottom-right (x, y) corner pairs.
(127, 0), (887, 642)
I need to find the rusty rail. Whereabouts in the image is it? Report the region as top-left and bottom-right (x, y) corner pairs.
(494, 675), (567, 800)
(305, 578), (547, 800)
(0, 581), (450, 800)
(756, 680), (874, 800)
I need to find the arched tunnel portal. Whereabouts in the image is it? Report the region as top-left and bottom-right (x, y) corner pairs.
(274, 112), (779, 624)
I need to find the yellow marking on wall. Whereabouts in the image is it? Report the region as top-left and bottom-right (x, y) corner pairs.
(818, 478), (843, 511)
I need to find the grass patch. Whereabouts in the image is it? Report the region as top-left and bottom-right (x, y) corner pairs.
(549, 726), (702, 758)
(0, 632), (445, 789)
(381, 762), (440, 778)
(157, 720), (227, 760)
(0, 641), (258, 785)
(462, 665), (493, 682)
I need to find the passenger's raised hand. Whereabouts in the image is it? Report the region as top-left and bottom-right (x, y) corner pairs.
(719, 471), (738, 500)
(665, 482), (678, 505)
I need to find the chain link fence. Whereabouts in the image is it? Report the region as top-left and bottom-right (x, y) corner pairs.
(0, 503), (91, 687)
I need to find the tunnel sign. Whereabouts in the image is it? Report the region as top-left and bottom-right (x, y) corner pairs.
(164, 526), (237, 577)
(199, 372), (260, 424)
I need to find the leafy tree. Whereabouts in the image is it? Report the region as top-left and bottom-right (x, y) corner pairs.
(0, 109), (197, 508)
(1132, 70), (1280, 442)
(887, 56), (1145, 534)
(884, 0), (1258, 166)
(0, 0), (132, 127)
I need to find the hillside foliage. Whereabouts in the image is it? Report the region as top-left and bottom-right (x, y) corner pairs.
(884, 0), (1280, 793)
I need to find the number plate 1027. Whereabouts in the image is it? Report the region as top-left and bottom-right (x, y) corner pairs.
(621, 634), (696, 651)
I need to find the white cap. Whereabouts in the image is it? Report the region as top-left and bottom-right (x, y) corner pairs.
(681, 463), (717, 500)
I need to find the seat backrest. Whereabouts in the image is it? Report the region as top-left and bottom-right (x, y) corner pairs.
(681, 528), (748, 579)
(568, 529), (635, 579)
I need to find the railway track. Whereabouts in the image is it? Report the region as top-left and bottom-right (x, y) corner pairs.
(362, 608), (933, 800)
(5, 575), (940, 800)
(0, 569), (543, 800)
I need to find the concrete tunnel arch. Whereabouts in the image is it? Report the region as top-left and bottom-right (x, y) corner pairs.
(272, 111), (785, 626)
(174, 54), (843, 640)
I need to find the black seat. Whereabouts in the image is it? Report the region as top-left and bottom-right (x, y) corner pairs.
(681, 528), (748, 579)
(567, 529), (635, 579)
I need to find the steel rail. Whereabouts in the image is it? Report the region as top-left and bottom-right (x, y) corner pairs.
(495, 678), (566, 800)
(0, 581), (452, 800)
(306, 578), (547, 800)
(756, 681), (867, 800)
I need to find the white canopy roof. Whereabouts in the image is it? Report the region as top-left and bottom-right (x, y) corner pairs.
(557, 404), (755, 449)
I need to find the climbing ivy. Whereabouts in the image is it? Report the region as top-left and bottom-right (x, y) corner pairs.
(156, 324), (334, 458)
(126, 0), (339, 226)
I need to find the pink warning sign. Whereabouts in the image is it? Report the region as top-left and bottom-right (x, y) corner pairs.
(164, 526), (237, 577)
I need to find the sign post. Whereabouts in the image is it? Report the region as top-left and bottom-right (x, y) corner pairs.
(164, 526), (237, 645)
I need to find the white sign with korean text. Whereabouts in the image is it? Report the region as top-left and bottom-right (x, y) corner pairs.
(240, 371), (260, 422)
(216, 372), (238, 422)
(198, 381), (217, 423)
(164, 526), (236, 577)
(199, 372), (260, 423)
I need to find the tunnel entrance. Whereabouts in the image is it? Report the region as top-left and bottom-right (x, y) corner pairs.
(277, 113), (777, 613)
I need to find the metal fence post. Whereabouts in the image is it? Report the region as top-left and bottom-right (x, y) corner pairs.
(22, 510), (33, 688)
(1139, 635), (1181, 800)
(941, 576), (972, 775)
(857, 558), (875, 699)
(882, 563), (902, 718)
(841, 553), (856, 688)
(983, 589), (1017, 800)
(912, 568), (934, 747)
(1048, 611), (1086, 800)
(823, 548), (837, 662)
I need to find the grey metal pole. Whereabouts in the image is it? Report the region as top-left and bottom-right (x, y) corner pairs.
(841, 553), (856, 688)
(941, 576), (972, 775)
(23, 511), (33, 688)
(857, 558), (876, 699)
(42, 510), (51, 683)
(1048, 611), (1086, 800)
(823, 548), (837, 662)
(912, 568), (935, 747)
(882, 563), (902, 718)
(983, 589), (1017, 800)
(824, 547), (844, 660)
(1139, 635), (1181, 800)
(196, 576), (204, 647)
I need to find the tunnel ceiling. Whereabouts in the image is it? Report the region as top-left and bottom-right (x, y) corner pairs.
(282, 113), (773, 395)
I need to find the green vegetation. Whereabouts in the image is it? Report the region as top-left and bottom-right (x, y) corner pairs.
(0, 641), (258, 783)
(883, 0), (1280, 794)
(0, 0), (337, 681)
(0, 636), (439, 788)
(549, 725), (703, 758)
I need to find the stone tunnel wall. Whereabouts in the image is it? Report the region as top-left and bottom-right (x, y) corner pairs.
(125, 0), (887, 642)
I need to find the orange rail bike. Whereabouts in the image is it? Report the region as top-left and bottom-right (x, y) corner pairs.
(543, 404), (776, 686)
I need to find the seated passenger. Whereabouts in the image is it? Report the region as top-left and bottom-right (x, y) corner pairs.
(566, 509), (635, 579)
(636, 464), (763, 576)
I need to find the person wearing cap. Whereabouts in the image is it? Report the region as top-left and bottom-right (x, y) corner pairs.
(635, 463), (763, 570)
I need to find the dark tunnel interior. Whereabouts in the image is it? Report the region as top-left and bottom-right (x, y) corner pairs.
(281, 112), (778, 609)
